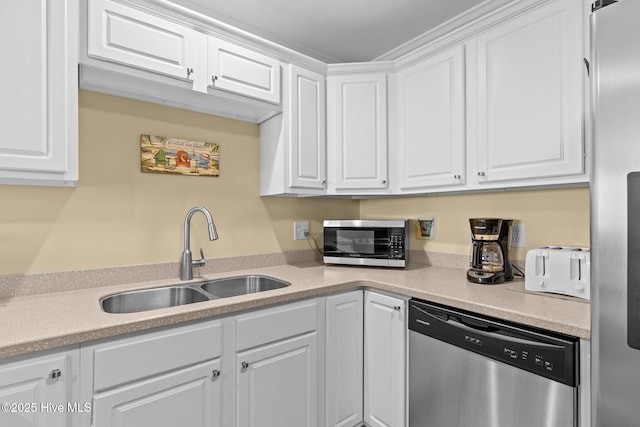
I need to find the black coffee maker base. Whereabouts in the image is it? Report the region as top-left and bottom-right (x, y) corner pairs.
(467, 270), (509, 284)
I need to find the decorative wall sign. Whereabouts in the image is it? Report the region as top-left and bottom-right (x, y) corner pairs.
(140, 134), (220, 177)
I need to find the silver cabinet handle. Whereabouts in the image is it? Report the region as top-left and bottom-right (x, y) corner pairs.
(477, 171), (486, 177)
(212, 75), (218, 85)
(241, 361), (250, 370)
(382, 179), (387, 185)
(187, 68), (194, 78)
(212, 369), (221, 379)
(454, 174), (461, 179)
(48, 369), (61, 380)
(393, 306), (401, 311)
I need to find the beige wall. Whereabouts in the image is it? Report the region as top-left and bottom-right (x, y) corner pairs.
(0, 91), (358, 275)
(0, 91), (590, 276)
(360, 188), (590, 261)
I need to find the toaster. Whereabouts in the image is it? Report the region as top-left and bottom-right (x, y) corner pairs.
(524, 246), (590, 300)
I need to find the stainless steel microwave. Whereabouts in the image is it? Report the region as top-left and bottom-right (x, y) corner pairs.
(323, 219), (409, 268)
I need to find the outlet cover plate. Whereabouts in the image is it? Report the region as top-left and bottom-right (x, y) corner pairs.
(511, 223), (526, 248)
(294, 221), (309, 240)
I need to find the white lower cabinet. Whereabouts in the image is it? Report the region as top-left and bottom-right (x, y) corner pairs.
(235, 299), (321, 427)
(79, 292), (407, 427)
(82, 319), (224, 427)
(364, 291), (406, 427)
(236, 334), (318, 427)
(0, 347), (80, 427)
(92, 359), (222, 427)
(325, 291), (364, 427)
(324, 290), (406, 427)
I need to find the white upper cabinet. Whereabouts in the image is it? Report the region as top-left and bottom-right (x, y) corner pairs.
(396, 45), (466, 191)
(260, 64), (326, 195)
(0, 0), (78, 186)
(208, 38), (281, 104)
(473, 0), (584, 184)
(327, 72), (389, 193)
(81, 0), (282, 123)
(87, 0), (201, 84)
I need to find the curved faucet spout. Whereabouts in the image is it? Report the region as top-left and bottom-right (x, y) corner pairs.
(180, 206), (218, 280)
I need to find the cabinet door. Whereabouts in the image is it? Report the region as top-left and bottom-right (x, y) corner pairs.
(237, 334), (318, 427)
(364, 292), (405, 427)
(328, 74), (388, 191)
(396, 45), (466, 190)
(0, 0), (77, 185)
(93, 359), (222, 427)
(289, 64), (327, 190)
(88, 0), (201, 84)
(208, 38), (281, 104)
(0, 351), (77, 427)
(325, 291), (364, 427)
(474, 0), (583, 183)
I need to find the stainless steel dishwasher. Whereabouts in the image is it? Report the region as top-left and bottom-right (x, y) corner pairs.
(408, 299), (579, 427)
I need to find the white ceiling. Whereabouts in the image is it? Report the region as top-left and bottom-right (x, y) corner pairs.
(167, 0), (511, 63)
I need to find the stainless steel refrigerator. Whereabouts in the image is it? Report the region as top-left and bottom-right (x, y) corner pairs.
(591, 0), (640, 425)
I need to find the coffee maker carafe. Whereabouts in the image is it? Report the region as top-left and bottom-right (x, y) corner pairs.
(467, 218), (513, 284)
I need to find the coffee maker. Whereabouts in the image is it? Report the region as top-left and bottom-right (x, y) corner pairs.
(467, 218), (513, 284)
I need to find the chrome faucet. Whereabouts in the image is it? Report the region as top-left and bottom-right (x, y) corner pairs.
(180, 206), (218, 280)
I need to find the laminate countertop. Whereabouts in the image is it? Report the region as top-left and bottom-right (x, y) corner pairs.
(0, 261), (590, 360)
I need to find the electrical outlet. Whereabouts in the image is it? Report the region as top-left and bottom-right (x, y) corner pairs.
(294, 221), (309, 240)
(511, 223), (526, 248)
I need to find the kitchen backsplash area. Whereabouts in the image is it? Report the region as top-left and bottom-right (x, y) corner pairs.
(0, 91), (589, 277)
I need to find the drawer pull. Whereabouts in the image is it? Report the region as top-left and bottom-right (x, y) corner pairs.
(241, 361), (250, 370)
(212, 369), (221, 379)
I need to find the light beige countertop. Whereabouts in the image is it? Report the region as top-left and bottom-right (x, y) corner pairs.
(0, 259), (591, 360)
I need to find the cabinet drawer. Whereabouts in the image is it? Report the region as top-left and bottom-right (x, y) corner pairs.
(91, 320), (222, 392)
(236, 300), (318, 351)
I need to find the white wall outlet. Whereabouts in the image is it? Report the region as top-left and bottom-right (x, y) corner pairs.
(511, 223), (526, 248)
(294, 221), (310, 240)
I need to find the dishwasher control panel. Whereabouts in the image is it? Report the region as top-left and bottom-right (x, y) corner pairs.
(408, 299), (579, 386)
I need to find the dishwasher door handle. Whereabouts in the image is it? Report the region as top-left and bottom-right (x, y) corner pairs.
(446, 315), (564, 349)
(413, 306), (564, 350)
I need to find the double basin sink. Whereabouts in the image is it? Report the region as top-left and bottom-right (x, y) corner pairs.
(101, 275), (290, 314)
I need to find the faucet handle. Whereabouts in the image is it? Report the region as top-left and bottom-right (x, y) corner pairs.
(192, 248), (206, 268)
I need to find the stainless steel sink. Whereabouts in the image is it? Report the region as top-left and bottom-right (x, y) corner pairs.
(100, 275), (290, 313)
(200, 275), (290, 298)
(101, 286), (210, 314)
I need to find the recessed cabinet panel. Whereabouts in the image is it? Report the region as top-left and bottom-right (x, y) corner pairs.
(0, 350), (77, 427)
(364, 291), (405, 427)
(0, 0), (77, 184)
(475, 0), (583, 182)
(236, 334), (317, 427)
(325, 291), (364, 427)
(93, 359), (222, 427)
(397, 45), (466, 190)
(290, 65), (326, 189)
(208, 38), (281, 104)
(88, 0), (197, 82)
(328, 74), (388, 191)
